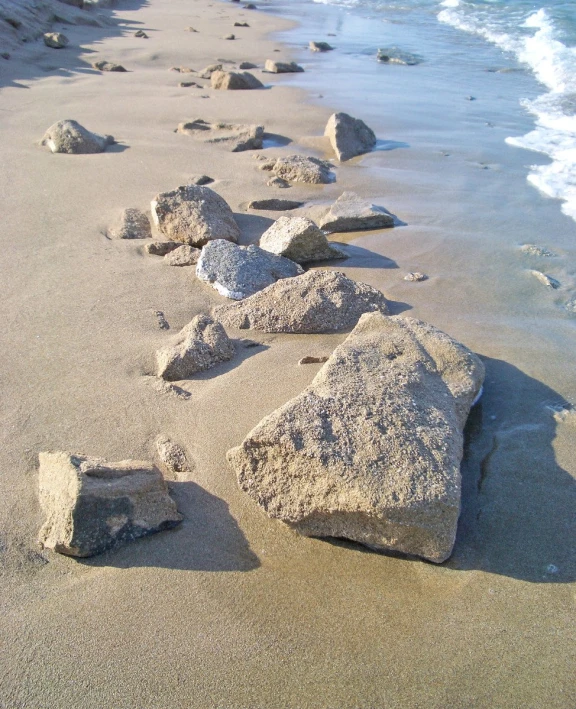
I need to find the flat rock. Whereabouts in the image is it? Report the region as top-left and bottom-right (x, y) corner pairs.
(227, 312), (485, 562)
(156, 314), (235, 380)
(179, 81), (201, 88)
(108, 208), (152, 240)
(260, 155), (335, 184)
(238, 61), (257, 69)
(164, 244), (201, 266)
(211, 70), (263, 90)
(529, 270), (560, 289)
(234, 22), (249, 27)
(43, 32), (68, 48)
(198, 63), (222, 78)
(309, 41), (333, 52)
(319, 191), (394, 232)
(38, 451), (182, 557)
(188, 174), (214, 186)
(264, 60), (304, 73)
(215, 269), (390, 332)
(248, 199), (303, 210)
(176, 119), (264, 152)
(151, 185), (240, 247)
(197, 240), (304, 300)
(260, 216), (345, 263)
(41, 119), (114, 154)
(324, 112), (377, 162)
(145, 241), (181, 256)
(92, 60), (127, 72)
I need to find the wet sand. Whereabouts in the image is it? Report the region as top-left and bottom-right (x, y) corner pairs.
(0, 0), (575, 707)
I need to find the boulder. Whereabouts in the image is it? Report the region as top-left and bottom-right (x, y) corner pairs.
(196, 240), (303, 300)
(319, 191), (394, 232)
(156, 314), (235, 381)
(145, 241), (181, 256)
(92, 60), (127, 72)
(248, 199), (303, 210)
(260, 155), (334, 184)
(260, 216), (345, 263)
(108, 208), (151, 240)
(309, 41), (333, 52)
(227, 313), (485, 562)
(151, 185), (240, 247)
(37, 451), (182, 557)
(40, 119), (114, 154)
(324, 112), (377, 162)
(215, 270), (389, 333)
(43, 32), (69, 48)
(164, 244), (201, 266)
(211, 70), (263, 90)
(176, 119), (264, 152)
(264, 60), (304, 73)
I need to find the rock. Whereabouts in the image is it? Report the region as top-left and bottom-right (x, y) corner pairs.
(145, 241), (181, 256)
(248, 199), (303, 210)
(224, 34), (235, 40)
(565, 298), (576, 314)
(197, 240), (304, 300)
(155, 311), (170, 330)
(520, 244), (556, 257)
(260, 216), (345, 264)
(244, 3), (257, 8)
(156, 314), (235, 381)
(92, 60), (127, 72)
(156, 435), (191, 477)
(134, 30), (148, 38)
(179, 81), (201, 88)
(238, 61), (257, 69)
(176, 119), (264, 152)
(309, 41), (333, 52)
(404, 272), (428, 282)
(185, 26), (198, 32)
(37, 451), (182, 557)
(267, 176), (290, 188)
(171, 65), (195, 73)
(299, 355), (329, 365)
(40, 119), (114, 154)
(215, 270), (390, 332)
(188, 174), (214, 186)
(530, 270), (560, 289)
(319, 192), (394, 232)
(324, 112), (377, 162)
(198, 63), (222, 79)
(227, 312), (485, 562)
(108, 208), (152, 240)
(234, 22), (249, 27)
(264, 60), (304, 73)
(43, 32), (69, 48)
(211, 70), (263, 90)
(164, 244), (201, 266)
(151, 185), (240, 247)
(376, 48), (421, 65)
(260, 155), (335, 184)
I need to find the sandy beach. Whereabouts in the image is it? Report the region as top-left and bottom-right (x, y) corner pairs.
(0, 0), (575, 707)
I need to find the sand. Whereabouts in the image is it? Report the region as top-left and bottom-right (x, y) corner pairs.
(0, 0), (575, 707)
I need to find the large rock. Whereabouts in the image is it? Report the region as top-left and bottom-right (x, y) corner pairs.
(211, 70), (263, 90)
(228, 313), (485, 562)
(260, 216), (345, 263)
(38, 452), (182, 557)
(264, 60), (304, 73)
(260, 155), (335, 184)
(215, 270), (389, 332)
(324, 112), (377, 162)
(156, 314), (235, 381)
(108, 208), (151, 240)
(176, 119), (264, 152)
(151, 185), (240, 247)
(40, 119), (114, 154)
(319, 191), (395, 232)
(197, 240), (304, 300)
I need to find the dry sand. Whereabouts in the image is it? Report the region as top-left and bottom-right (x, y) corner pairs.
(0, 0), (575, 707)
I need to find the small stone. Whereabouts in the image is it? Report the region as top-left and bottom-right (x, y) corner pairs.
(376, 48), (421, 65)
(145, 241), (182, 256)
(41, 119), (114, 154)
(248, 199), (303, 210)
(267, 177), (290, 188)
(529, 270), (560, 289)
(198, 63), (222, 79)
(520, 244), (556, 257)
(319, 192), (394, 232)
(299, 355), (329, 365)
(260, 216), (345, 264)
(185, 26), (198, 32)
(234, 22), (250, 27)
(211, 70), (263, 90)
(244, 3), (257, 8)
(188, 174), (214, 186)
(156, 435), (191, 477)
(324, 112), (377, 162)
(176, 119), (264, 151)
(404, 272), (428, 282)
(171, 66), (195, 73)
(565, 298), (576, 314)
(164, 245), (201, 266)
(108, 208), (152, 240)
(260, 155), (335, 184)
(309, 41), (333, 52)
(43, 32), (69, 49)
(155, 311), (170, 330)
(224, 34), (235, 40)
(92, 61), (127, 72)
(134, 30), (148, 38)
(238, 61), (257, 69)
(264, 60), (304, 73)
(179, 81), (201, 88)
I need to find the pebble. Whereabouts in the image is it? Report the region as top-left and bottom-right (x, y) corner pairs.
(529, 270), (560, 289)
(404, 272), (428, 282)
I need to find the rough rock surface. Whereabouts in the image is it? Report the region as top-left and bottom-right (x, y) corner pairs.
(156, 314), (235, 381)
(248, 199), (302, 210)
(43, 32), (68, 48)
(38, 451), (182, 557)
(41, 119), (114, 154)
(176, 119), (264, 152)
(108, 208), (151, 240)
(198, 63), (222, 78)
(319, 192), (395, 232)
(324, 112), (377, 162)
(404, 272), (428, 282)
(260, 155), (334, 184)
(260, 216), (345, 263)
(188, 174), (214, 186)
(215, 270), (390, 332)
(156, 435), (191, 478)
(145, 241), (181, 256)
(211, 70), (263, 90)
(197, 240), (303, 300)
(264, 60), (304, 73)
(151, 185), (240, 247)
(134, 30), (148, 38)
(227, 313), (485, 562)
(92, 60), (126, 72)
(309, 41), (333, 52)
(164, 244), (201, 266)
(267, 176), (290, 188)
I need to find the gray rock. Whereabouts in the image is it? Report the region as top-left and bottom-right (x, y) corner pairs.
(156, 314), (235, 381)
(264, 60), (304, 73)
(185, 26), (198, 32)
(176, 119), (264, 152)
(248, 199), (303, 210)
(197, 240), (304, 300)
(40, 119), (114, 154)
(309, 41), (333, 52)
(260, 216), (345, 263)
(319, 192), (394, 232)
(238, 61), (257, 69)
(171, 65), (195, 73)
(260, 155), (335, 184)
(156, 435), (191, 478)
(108, 208), (152, 240)
(267, 176), (290, 188)
(43, 32), (69, 48)
(188, 174), (214, 186)
(92, 60), (127, 72)
(211, 70), (263, 90)
(529, 270), (561, 289)
(145, 241), (181, 256)
(38, 451), (182, 557)
(215, 269), (390, 332)
(227, 312), (485, 562)
(234, 22), (250, 27)
(198, 63), (222, 79)
(134, 30), (148, 38)
(179, 81), (201, 88)
(223, 34), (235, 40)
(164, 244), (201, 266)
(376, 48), (421, 65)
(404, 272), (428, 282)
(324, 112), (377, 162)
(151, 185), (240, 247)
(520, 244), (556, 257)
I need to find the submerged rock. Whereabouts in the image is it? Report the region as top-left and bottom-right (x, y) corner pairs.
(319, 192), (395, 232)
(211, 70), (263, 90)
(309, 41), (333, 52)
(376, 47), (421, 65)
(264, 60), (304, 73)
(324, 112), (377, 162)
(41, 119), (114, 154)
(228, 313), (485, 562)
(260, 216), (345, 263)
(176, 119), (264, 152)
(43, 32), (68, 48)
(260, 155), (335, 184)
(108, 208), (151, 240)
(38, 451), (182, 557)
(404, 272), (428, 282)
(215, 270), (389, 333)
